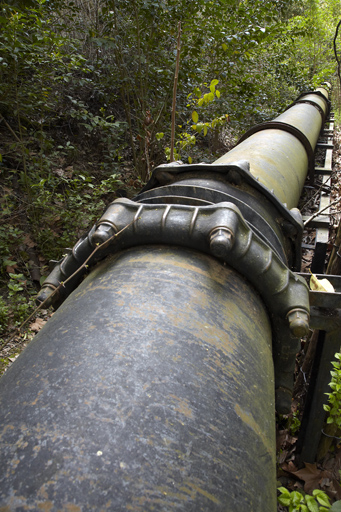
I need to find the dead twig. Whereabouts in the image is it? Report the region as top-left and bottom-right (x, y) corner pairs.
(303, 196), (341, 227)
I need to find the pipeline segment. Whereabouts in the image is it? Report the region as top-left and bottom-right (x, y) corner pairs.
(0, 85), (330, 511)
(215, 87), (330, 206)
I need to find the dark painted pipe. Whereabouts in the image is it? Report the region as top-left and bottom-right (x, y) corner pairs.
(0, 247), (275, 510)
(0, 85), (330, 511)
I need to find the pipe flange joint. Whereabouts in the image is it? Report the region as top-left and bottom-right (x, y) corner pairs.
(37, 198), (311, 342)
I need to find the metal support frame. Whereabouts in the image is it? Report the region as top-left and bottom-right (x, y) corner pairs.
(295, 113), (341, 463)
(296, 274), (341, 463)
(303, 114), (335, 274)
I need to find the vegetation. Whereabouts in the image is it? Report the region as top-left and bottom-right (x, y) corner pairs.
(323, 353), (341, 428)
(278, 487), (341, 511)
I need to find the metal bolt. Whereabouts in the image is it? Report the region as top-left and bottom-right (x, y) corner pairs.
(287, 308), (310, 338)
(92, 224), (116, 245)
(281, 221), (297, 237)
(209, 228), (234, 259)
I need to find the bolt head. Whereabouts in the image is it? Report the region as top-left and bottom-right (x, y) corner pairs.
(210, 229), (234, 259)
(287, 309), (310, 338)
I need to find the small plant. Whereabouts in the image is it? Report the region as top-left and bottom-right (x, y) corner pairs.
(0, 273), (36, 336)
(288, 409), (301, 436)
(277, 487), (341, 511)
(323, 353), (341, 428)
(190, 80), (225, 134)
(0, 227), (25, 277)
(164, 80), (229, 163)
(0, 297), (9, 334)
(7, 273), (26, 296)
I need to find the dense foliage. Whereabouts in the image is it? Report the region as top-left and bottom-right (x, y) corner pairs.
(0, 0), (340, 338)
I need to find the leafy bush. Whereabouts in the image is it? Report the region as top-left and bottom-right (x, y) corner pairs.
(323, 353), (341, 428)
(278, 487), (341, 511)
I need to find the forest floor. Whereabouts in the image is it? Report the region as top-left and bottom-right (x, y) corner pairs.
(1, 129), (341, 508)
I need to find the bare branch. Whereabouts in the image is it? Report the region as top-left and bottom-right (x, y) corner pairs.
(170, 21), (182, 163)
(303, 196), (341, 227)
(333, 20), (341, 88)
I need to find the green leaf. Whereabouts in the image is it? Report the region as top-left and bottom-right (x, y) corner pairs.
(216, 90), (221, 98)
(277, 487), (290, 496)
(330, 500), (341, 511)
(3, 259), (17, 267)
(316, 496), (331, 507)
(312, 490), (330, 507)
(194, 87), (201, 98)
(192, 111), (199, 123)
(198, 98), (204, 106)
(305, 495), (319, 512)
(292, 491), (303, 505)
(278, 495), (291, 506)
(221, 43), (228, 51)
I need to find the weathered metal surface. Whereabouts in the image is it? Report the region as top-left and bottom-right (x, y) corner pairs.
(38, 200), (310, 335)
(214, 88), (329, 207)
(310, 129), (334, 274)
(36, 199), (310, 409)
(136, 160), (305, 270)
(215, 129), (309, 208)
(0, 246), (276, 511)
(136, 172), (291, 263)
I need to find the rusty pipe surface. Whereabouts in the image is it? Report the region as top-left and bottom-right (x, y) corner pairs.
(0, 85), (331, 511)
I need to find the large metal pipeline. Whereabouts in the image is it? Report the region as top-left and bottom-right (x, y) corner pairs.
(0, 85), (330, 511)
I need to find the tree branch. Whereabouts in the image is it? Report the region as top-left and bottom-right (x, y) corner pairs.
(170, 21), (182, 163)
(333, 20), (341, 89)
(303, 196), (341, 227)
